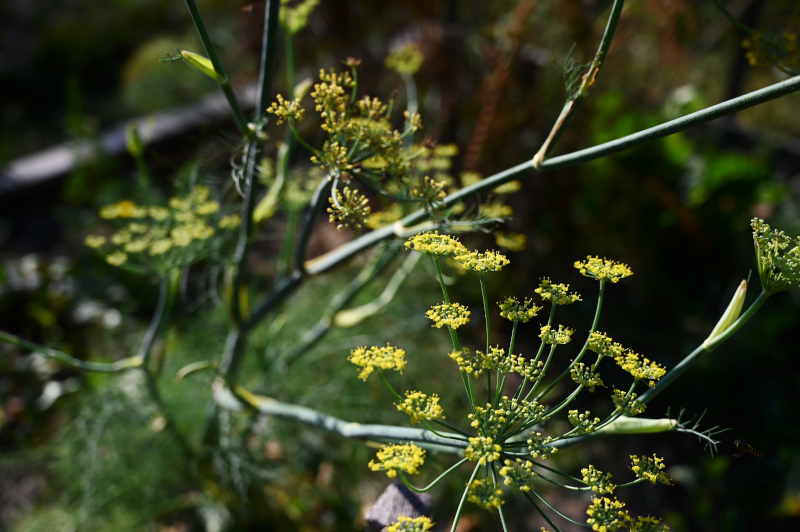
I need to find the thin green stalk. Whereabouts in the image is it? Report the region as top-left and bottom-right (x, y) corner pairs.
(530, 345), (558, 399)
(423, 420), (470, 442)
(480, 273), (492, 404)
(0, 331), (141, 372)
(184, 0), (248, 135)
(432, 419), (474, 439)
(138, 273), (171, 368)
(535, 280), (605, 402)
(281, 245), (398, 365)
(230, 140), (260, 327)
(544, 384), (584, 422)
(534, 0), (625, 165)
(512, 305), (555, 403)
(451, 464), (481, 532)
(528, 490), (592, 527)
(277, 208), (300, 278)
(524, 492), (562, 532)
(256, 0), (282, 121)
(399, 458), (468, 493)
(541, 74), (800, 170)
(293, 178), (333, 274)
(496, 320), (519, 404)
(378, 370), (403, 402)
(231, 385), (469, 450)
(490, 463), (509, 532)
(639, 290), (770, 404)
(529, 470), (590, 491)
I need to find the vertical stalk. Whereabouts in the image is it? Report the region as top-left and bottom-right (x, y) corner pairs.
(184, 0), (248, 135)
(480, 273), (492, 404)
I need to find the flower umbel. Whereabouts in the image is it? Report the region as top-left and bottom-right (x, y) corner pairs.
(498, 297), (542, 323)
(751, 218), (800, 294)
(348, 344), (406, 380)
(368, 442), (425, 478)
(585, 496), (631, 532)
(630, 455), (672, 485)
(614, 351), (666, 388)
(581, 465), (616, 494)
(426, 302), (471, 329)
(574, 256), (633, 283)
(535, 278), (581, 305)
(404, 231), (467, 257)
(500, 458), (538, 492)
(539, 324), (575, 345)
(630, 516), (669, 532)
(570, 363), (606, 392)
(386, 516), (435, 532)
(455, 250), (510, 272)
(395, 391), (444, 425)
(465, 436), (503, 465)
(612, 389), (647, 416)
(568, 410), (601, 434)
(466, 479), (504, 510)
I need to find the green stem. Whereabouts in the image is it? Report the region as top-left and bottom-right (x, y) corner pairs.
(184, 0), (248, 135)
(399, 458), (468, 493)
(490, 463), (509, 532)
(523, 492), (563, 532)
(451, 464), (481, 532)
(541, 75), (800, 170)
(0, 331), (141, 372)
(378, 370), (404, 402)
(639, 290), (770, 404)
(480, 273), (492, 404)
(528, 491), (592, 527)
(281, 245), (398, 365)
(138, 274), (171, 368)
(534, 0), (625, 164)
(423, 420), (470, 442)
(432, 419), (474, 439)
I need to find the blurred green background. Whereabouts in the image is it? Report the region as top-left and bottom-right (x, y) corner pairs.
(1, 1), (800, 531)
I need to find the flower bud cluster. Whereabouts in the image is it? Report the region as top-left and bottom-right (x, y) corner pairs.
(581, 465), (616, 494)
(499, 458), (537, 492)
(395, 391), (444, 425)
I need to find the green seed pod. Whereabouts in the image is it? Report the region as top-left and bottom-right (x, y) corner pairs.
(703, 279), (747, 349)
(181, 50), (225, 83)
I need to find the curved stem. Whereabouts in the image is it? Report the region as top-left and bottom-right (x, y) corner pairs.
(399, 458), (468, 493)
(378, 370), (403, 402)
(523, 492), (563, 532)
(527, 490), (592, 527)
(424, 419), (470, 442)
(0, 331), (142, 372)
(432, 419), (474, 439)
